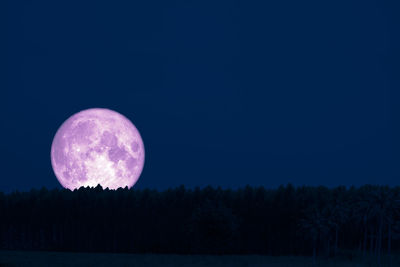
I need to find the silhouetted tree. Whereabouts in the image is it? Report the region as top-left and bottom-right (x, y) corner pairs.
(1, 184), (400, 259)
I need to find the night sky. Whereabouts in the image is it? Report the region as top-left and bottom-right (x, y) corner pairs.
(2, 1), (400, 192)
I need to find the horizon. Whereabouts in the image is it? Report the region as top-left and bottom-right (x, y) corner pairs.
(2, 182), (400, 195)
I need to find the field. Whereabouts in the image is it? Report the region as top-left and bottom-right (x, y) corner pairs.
(1, 250), (399, 267)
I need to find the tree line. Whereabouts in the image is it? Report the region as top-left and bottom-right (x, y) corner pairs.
(0, 185), (399, 262)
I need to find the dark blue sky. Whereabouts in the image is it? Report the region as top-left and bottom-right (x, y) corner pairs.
(2, 0), (400, 191)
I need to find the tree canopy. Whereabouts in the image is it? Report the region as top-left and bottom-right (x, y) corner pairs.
(1, 185), (400, 262)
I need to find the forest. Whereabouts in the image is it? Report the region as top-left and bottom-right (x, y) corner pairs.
(1, 185), (399, 264)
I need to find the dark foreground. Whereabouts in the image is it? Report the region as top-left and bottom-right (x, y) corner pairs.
(0, 251), (399, 267)
(2, 185), (400, 257)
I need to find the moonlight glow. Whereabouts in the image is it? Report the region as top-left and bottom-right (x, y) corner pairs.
(51, 108), (145, 190)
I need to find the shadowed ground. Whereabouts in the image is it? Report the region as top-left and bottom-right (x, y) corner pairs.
(0, 250), (399, 267)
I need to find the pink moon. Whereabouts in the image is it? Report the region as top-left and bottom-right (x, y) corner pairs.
(50, 108), (145, 190)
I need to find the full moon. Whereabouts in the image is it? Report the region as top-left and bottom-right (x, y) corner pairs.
(51, 108), (145, 190)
